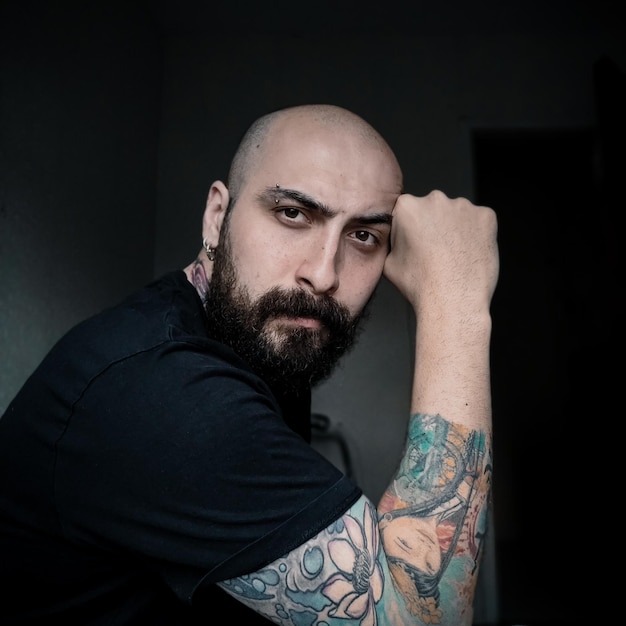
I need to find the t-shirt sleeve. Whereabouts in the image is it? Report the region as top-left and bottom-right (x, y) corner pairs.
(54, 340), (362, 604)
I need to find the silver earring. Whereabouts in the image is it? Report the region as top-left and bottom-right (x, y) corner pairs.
(203, 237), (216, 262)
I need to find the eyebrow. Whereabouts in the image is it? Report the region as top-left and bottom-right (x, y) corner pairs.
(258, 186), (393, 226)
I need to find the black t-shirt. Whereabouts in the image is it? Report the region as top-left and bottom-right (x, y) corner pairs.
(0, 271), (361, 624)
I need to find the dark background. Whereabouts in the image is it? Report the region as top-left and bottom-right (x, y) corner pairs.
(1, 1), (623, 624)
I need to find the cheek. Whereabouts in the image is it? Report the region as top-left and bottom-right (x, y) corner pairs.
(340, 259), (385, 313)
(228, 229), (290, 293)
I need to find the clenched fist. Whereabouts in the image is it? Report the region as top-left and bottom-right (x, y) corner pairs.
(384, 190), (499, 316)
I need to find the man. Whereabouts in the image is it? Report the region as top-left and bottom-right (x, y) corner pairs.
(0, 104), (499, 625)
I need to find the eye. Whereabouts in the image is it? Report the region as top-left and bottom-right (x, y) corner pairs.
(275, 206), (309, 224)
(350, 230), (379, 247)
(282, 207), (301, 219)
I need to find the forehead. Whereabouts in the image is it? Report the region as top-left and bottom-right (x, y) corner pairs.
(241, 118), (402, 214)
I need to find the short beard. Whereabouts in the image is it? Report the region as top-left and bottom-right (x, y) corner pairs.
(203, 228), (368, 395)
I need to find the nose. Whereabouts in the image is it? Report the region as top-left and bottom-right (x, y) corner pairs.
(295, 238), (341, 296)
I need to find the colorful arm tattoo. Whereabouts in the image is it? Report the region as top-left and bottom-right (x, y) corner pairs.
(379, 412), (492, 623)
(219, 413), (491, 625)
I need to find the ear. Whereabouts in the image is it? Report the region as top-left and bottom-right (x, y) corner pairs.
(201, 180), (230, 247)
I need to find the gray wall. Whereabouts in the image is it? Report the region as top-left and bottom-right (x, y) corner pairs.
(0, 1), (162, 412)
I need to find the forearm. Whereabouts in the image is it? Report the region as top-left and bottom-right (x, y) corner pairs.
(411, 308), (493, 428)
(377, 311), (493, 625)
(377, 417), (491, 624)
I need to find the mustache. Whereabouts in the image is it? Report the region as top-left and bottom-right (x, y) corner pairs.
(252, 287), (355, 334)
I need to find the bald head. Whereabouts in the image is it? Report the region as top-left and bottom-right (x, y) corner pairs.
(227, 104), (403, 203)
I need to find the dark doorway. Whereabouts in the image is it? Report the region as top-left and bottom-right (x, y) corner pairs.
(472, 116), (613, 623)
(472, 56), (624, 625)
